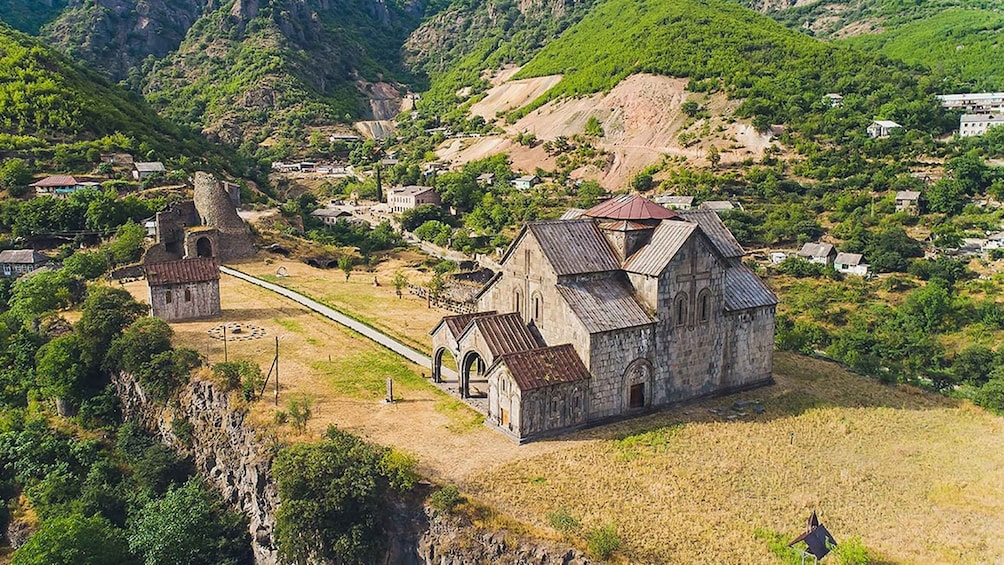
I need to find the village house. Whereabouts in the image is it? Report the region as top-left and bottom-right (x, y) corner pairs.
(0, 249), (48, 277)
(937, 92), (1004, 113)
(895, 190), (922, 214)
(834, 252), (869, 277)
(476, 173), (496, 186)
(982, 232), (1004, 253)
(867, 120), (903, 138)
(797, 242), (837, 266)
(132, 162), (166, 180)
(30, 175), (98, 198)
(959, 114), (1004, 138)
(145, 257), (221, 322)
(654, 195), (695, 210)
(512, 175), (540, 190)
(388, 185), (441, 213)
(824, 93), (843, 107)
(699, 200), (740, 213)
(431, 194), (776, 442)
(310, 206), (365, 226)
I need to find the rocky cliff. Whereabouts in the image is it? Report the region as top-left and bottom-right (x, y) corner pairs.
(112, 371), (590, 565)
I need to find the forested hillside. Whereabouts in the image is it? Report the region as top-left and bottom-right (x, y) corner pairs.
(0, 0), (67, 34)
(745, 0), (1004, 91)
(0, 24), (223, 166)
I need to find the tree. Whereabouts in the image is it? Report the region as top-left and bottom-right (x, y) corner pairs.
(273, 426), (391, 565)
(9, 270), (77, 325)
(287, 395), (314, 433)
(576, 180), (605, 208)
(337, 255), (354, 281)
(13, 513), (134, 565)
(630, 172), (654, 192)
(63, 251), (109, 280)
(925, 179), (966, 214)
(681, 100), (700, 117)
(0, 158), (33, 197)
(128, 479), (250, 565)
(108, 221), (147, 264)
(399, 204), (454, 232)
(76, 286), (147, 370)
(35, 334), (89, 411)
(391, 271), (408, 299)
(584, 115), (604, 137)
(707, 145), (721, 169)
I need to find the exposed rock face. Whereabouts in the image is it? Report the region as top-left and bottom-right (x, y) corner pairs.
(112, 372), (588, 565)
(112, 373), (279, 564)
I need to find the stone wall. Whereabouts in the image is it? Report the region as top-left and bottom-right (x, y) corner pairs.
(587, 325), (655, 419)
(723, 306), (776, 388)
(149, 279), (221, 322)
(193, 172), (256, 262)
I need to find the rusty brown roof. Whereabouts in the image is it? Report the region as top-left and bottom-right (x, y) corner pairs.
(145, 257), (220, 286)
(556, 276), (655, 334)
(584, 194), (679, 221)
(724, 264), (778, 311)
(441, 311), (497, 338)
(525, 220), (620, 276)
(31, 175), (80, 187)
(458, 312), (545, 357)
(496, 344), (591, 391)
(674, 210), (745, 258)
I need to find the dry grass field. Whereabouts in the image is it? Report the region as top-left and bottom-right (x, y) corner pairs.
(120, 256), (1003, 564)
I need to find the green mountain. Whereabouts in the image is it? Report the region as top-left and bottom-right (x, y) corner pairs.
(0, 0), (68, 35)
(0, 23), (223, 165)
(745, 0), (1004, 91)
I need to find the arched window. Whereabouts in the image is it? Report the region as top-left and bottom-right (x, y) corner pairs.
(531, 292), (542, 324)
(165, 290), (173, 304)
(514, 289), (522, 314)
(698, 289), (711, 323)
(675, 292), (687, 326)
(184, 288), (192, 302)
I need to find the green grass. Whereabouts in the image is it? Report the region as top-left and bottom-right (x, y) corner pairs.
(312, 350), (426, 400)
(434, 397), (484, 433)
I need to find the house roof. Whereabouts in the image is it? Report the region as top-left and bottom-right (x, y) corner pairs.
(675, 210), (745, 258)
(310, 208), (352, 218)
(495, 344), (591, 391)
(871, 120), (902, 128)
(623, 221), (699, 276)
(390, 185), (437, 198)
(457, 312), (545, 357)
(0, 249), (48, 264)
(556, 276), (655, 334)
(962, 114), (1004, 123)
(798, 242), (835, 258)
(584, 194), (679, 221)
(134, 162), (166, 172)
(145, 257), (220, 286)
(513, 175), (539, 182)
(522, 220), (621, 276)
(835, 252), (864, 266)
(559, 208), (585, 220)
(653, 195), (694, 206)
(31, 175), (80, 187)
(699, 200), (736, 211)
(896, 191), (921, 201)
(724, 265), (778, 312)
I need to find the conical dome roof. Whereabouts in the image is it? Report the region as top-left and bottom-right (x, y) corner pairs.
(583, 194), (679, 221)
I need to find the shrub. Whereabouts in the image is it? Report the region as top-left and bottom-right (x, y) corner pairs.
(546, 508), (581, 534)
(429, 485), (463, 514)
(586, 523), (621, 559)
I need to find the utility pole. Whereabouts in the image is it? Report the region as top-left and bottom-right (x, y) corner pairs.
(223, 324), (228, 362)
(274, 336), (279, 406)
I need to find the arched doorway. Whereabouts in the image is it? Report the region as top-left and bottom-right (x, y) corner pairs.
(623, 358), (654, 411)
(196, 236), (213, 258)
(461, 350), (488, 399)
(433, 347), (459, 384)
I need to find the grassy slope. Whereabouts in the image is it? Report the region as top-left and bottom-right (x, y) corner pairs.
(467, 352), (1004, 563)
(0, 23), (220, 160)
(842, 8), (1004, 91)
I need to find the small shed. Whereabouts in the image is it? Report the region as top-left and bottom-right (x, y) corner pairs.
(512, 175), (540, 190)
(699, 200), (739, 213)
(0, 249), (48, 277)
(133, 162), (166, 180)
(145, 257), (221, 322)
(895, 191), (922, 214)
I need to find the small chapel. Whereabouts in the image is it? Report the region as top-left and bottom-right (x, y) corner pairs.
(431, 194), (777, 442)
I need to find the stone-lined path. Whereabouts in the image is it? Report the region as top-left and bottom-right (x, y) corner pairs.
(220, 267), (488, 413)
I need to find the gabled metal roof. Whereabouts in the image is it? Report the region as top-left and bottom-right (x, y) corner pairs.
(524, 220), (621, 276)
(145, 257), (220, 286)
(724, 265), (778, 312)
(584, 194), (679, 221)
(31, 175), (80, 187)
(556, 276), (655, 334)
(623, 221), (699, 276)
(675, 210), (745, 258)
(797, 242), (835, 258)
(457, 312), (545, 357)
(431, 311), (498, 339)
(495, 344), (591, 391)
(834, 252), (864, 266)
(0, 249), (48, 264)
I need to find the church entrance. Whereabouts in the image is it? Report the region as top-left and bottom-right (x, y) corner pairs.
(196, 236), (213, 258)
(629, 383), (645, 408)
(432, 347), (458, 384)
(460, 351), (488, 399)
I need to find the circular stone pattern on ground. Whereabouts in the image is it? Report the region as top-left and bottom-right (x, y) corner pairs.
(207, 323), (268, 342)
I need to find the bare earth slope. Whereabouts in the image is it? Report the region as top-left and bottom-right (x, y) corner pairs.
(441, 72), (772, 187)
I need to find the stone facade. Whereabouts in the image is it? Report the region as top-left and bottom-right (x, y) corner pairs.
(146, 257), (222, 322)
(432, 195), (777, 442)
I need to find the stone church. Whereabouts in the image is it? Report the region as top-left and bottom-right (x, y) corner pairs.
(431, 195), (776, 442)
(145, 257), (221, 322)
